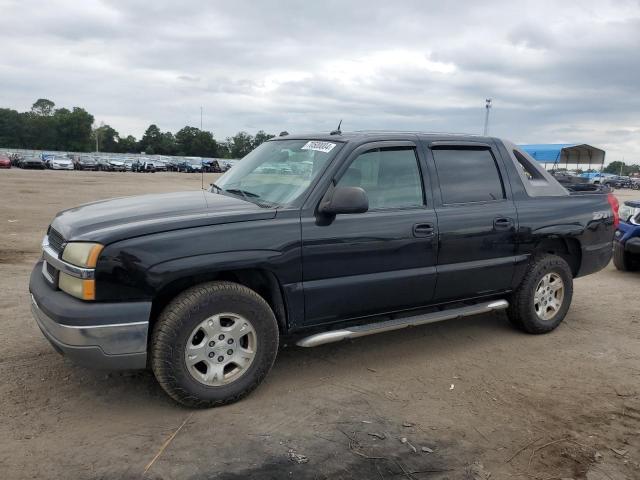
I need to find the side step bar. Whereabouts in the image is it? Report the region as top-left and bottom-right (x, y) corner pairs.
(296, 300), (509, 348)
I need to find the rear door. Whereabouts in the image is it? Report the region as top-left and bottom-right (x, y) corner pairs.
(425, 141), (519, 301)
(300, 141), (438, 326)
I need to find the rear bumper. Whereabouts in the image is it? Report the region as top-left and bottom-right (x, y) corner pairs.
(576, 241), (613, 277)
(29, 261), (150, 370)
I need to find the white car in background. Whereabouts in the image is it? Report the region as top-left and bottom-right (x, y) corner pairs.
(46, 155), (74, 170)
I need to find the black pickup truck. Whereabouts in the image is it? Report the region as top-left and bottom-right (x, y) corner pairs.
(29, 132), (617, 407)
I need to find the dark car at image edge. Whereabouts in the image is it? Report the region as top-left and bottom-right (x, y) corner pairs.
(29, 131), (617, 407)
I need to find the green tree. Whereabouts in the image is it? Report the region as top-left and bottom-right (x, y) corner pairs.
(139, 124), (163, 154)
(118, 135), (138, 153)
(31, 98), (55, 116)
(0, 108), (22, 148)
(227, 131), (254, 158)
(92, 124), (120, 152)
(253, 130), (275, 149)
(21, 111), (56, 149)
(175, 126), (219, 157)
(55, 107), (94, 151)
(604, 161), (625, 175)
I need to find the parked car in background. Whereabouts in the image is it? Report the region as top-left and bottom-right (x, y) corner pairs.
(614, 200), (640, 271)
(136, 160), (158, 172)
(153, 160), (168, 172)
(580, 172), (608, 184)
(203, 159), (223, 173)
(123, 159), (136, 171)
(166, 159), (182, 172)
(107, 158), (126, 172)
(73, 155), (99, 171)
(178, 158), (203, 173)
(19, 155), (46, 169)
(0, 154), (11, 168)
(43, 154), (74, 170)
(602, 176), (623, 188)
(9, 153), (23, 167)
(96, 158), (113, 171)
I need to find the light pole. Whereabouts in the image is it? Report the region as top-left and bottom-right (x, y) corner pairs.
(95, 121), (104, 152)
(483, 98), (492, 136)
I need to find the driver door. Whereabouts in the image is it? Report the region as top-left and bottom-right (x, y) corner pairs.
(300, 141), (438, 326)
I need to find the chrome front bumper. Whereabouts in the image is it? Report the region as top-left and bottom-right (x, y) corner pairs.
(29, 264), (150, 371)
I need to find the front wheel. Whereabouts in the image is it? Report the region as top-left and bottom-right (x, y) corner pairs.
(613, 242), (638, 271)
(151, 281), (279, 408)
(507, 254), (573, 334)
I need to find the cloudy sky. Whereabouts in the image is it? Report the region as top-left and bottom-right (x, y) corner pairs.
(1, 0), (639, 163)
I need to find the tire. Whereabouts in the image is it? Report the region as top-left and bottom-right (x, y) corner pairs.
(151, 281), (280, 408)
(507, 254), (573, 334)
(613, 242), (637, 271)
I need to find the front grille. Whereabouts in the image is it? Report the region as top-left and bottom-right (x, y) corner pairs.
(48, 228), (65, 254)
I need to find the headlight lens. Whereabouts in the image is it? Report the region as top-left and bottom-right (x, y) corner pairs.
(59, 272), (96, 300)
(61, 242), (103, 268)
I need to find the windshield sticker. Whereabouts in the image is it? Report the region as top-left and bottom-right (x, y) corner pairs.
(301, 141), (336, 153)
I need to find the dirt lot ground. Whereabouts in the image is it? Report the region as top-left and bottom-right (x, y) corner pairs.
(0, 169), (639, 480)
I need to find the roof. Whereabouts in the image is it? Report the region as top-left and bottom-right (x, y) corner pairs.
(519, 144), (605, 165)
(271, 130), (489, 144)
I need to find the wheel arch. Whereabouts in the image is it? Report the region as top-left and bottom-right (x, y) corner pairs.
(532, 237), (582, 277)
(149, 268), (289, 335)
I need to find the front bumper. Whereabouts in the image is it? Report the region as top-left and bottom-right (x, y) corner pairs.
(614, 222), (640, 254)
(29, 261), (151, 370)
(50, 164), (74, 170)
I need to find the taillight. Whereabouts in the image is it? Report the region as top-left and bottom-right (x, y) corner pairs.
(607, 193), (619, 228)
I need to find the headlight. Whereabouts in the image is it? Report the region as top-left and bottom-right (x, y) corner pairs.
(62, 242), (103, 268)
(59, 272), (96, 300)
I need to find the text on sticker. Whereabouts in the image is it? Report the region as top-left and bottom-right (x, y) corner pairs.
(301, 141), (337, 153)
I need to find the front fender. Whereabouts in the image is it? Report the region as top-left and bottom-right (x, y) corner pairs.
(146, 250), (285, 292)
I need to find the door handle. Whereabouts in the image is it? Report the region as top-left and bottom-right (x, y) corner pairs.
(493, 217), (514, 230)
(413, 223), (435, 237)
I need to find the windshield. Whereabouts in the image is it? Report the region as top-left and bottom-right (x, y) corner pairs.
(212, 139), (341, 207)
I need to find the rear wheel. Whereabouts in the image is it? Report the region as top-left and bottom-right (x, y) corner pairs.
(151, 281), (279, 408)
(507, 254), (573, 334)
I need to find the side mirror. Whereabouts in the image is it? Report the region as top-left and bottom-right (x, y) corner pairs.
(319, 186), (369, 215)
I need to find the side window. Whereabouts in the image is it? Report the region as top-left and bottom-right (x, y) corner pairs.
(336, 147), (424, 209)
(432, 148), (505, 204)
(513, 149), (547, 183)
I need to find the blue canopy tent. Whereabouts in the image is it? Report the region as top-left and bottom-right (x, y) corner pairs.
(518, 144), (605, 171)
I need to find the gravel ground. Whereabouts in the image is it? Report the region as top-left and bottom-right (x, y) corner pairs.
(0, 169), (639, 480)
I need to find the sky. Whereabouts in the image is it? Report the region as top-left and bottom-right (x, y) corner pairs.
(1, 0), (639, 163)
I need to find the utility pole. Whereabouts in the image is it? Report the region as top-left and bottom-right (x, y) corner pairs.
(483, 99), (492, 136)
(200, 106), (203, 130)
(95, 121), (104, 152)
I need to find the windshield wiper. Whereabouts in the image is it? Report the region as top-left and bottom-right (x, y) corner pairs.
(213, 185), (277, 208)
(224, 188), (260, 199)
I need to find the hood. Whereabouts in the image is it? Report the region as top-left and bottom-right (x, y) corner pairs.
(50, 190), (276, 244)
(53, 159), (72, 164)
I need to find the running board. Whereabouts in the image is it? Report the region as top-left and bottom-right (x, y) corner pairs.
(296, 300), (509, 347)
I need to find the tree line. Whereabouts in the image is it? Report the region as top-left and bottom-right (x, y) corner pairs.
(603, 161), (640, 177)
(0, 99), (277, 158)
